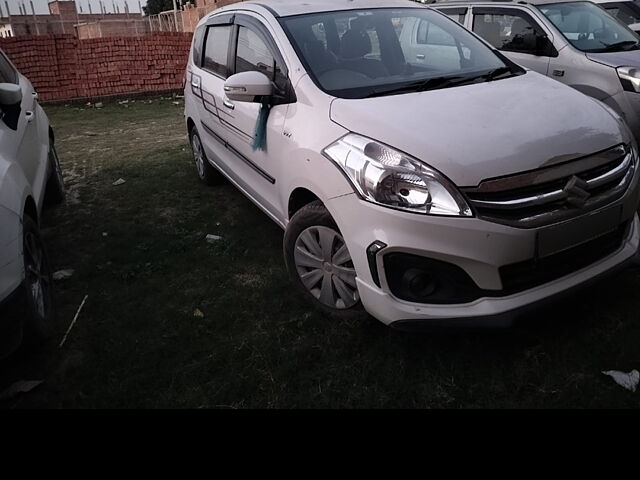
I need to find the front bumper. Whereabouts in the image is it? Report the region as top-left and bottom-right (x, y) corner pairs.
(326, 172), (640, 327)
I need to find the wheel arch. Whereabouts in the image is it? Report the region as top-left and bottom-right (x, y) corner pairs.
(23, 195), (38, 225)
(288, 187), (322, 220)
(186, 117), (196, 137)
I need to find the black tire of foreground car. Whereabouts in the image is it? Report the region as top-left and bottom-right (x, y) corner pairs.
(190, 126), (225, 186)
(21, 215), (55, 345)
(284, 201), (368, 321)
(44, 142), (65, 206)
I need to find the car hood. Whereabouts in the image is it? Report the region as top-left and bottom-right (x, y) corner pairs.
(586, 49), (640, 68)
(329, 72), (625, 187)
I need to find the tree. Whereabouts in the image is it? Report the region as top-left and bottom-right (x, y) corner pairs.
(143, 0), (175, 15)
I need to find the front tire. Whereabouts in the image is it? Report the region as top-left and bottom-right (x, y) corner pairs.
(190, 126), (224, 186)
(21, 215), (55, 344)
(284, 201), (367, 320)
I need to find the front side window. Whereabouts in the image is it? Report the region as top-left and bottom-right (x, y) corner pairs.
(235, 25), (288, 91)
(280, 8), (515, 99)
(472, 11), (546, 54)
(203, 25), (232, 77)
(539, 1), (639, 52)
(439, 10), (466, 24)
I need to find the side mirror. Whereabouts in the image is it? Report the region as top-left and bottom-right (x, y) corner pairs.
(0, 82), (22, 107)
(0, 83), (22, 130)
(224, 71), (273, 103)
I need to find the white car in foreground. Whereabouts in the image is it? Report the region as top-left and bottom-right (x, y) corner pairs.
(0, 48), (64, 356)
(185, 0), (640, 328)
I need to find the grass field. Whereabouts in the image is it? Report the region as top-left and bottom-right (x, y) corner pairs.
(1, 96), (640, 408)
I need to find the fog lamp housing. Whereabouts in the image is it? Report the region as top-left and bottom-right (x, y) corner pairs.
(384, 253), (482, 304)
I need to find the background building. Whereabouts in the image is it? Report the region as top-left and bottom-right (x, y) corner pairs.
(0, 0), (147, 37)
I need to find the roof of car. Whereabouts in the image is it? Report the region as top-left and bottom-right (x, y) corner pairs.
(216, 0), (426, 18)
(430, 0), (600, 6)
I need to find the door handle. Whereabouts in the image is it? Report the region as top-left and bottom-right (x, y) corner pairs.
(32, 91), (38, 99)
(25, 111), (34, 123)
(223, 99), (235, 110)
(552, 69), (565, 77)
(416, 54), (425, 60)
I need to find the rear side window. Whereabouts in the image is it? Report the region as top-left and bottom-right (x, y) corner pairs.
(203, 25), (232, 77)
(0, 51), (18, 84)
(192, 25), (206, 68)
(472, 11), (545, 54)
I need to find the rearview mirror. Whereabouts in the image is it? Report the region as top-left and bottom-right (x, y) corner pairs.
(0, 82), (22, 107)
(224, 71), (273, 103)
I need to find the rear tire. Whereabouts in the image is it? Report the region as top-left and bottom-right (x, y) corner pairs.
(190, 126), (225, 186)
(284, 201), (368, 321)
(44, 142), (65, 206)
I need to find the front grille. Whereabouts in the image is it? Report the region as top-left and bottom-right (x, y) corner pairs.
(462, 144), (635, 228)
(499, 222), (629, 294)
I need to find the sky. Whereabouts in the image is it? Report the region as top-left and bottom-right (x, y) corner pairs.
(0, 0), (150, 16)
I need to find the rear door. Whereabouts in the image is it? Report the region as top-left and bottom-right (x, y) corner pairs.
(190, 14), (236, 173)
(470, 6), (554, 75)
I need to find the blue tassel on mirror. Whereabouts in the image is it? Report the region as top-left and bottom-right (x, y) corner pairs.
(252, 99), (272, 152)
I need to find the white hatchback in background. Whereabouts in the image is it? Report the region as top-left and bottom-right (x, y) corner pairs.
(184, 0), (640, 329)
(0, 48), (64, 355)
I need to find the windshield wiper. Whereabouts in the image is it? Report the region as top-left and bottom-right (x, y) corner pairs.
(365, 67), (516, 99)
(365, 75), (466, 98)
(460, 66), (515, 83)
(597, 40), (640, 52)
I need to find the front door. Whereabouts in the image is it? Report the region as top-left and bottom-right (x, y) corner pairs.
(218, 15), (294, 219)
(470, 7), (553, 76)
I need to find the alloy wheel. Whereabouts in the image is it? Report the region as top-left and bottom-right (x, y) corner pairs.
(192, 134), (205, 179)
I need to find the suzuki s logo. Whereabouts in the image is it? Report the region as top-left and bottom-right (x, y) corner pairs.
(563, 175), (590, 207)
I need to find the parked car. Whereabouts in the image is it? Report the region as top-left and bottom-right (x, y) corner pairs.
(0, 48), (64, 355)
(433, 0), (640, 139)
(593, 0), (640, 33)
(184, 0), (640, 328)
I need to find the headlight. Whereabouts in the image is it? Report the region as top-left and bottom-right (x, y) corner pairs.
(323, 133), (472, 216)
(617, 66), (640, 93)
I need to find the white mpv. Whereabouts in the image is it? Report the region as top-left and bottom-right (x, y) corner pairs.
(0, 48), (64, 353)
(184, 0), (640, 328)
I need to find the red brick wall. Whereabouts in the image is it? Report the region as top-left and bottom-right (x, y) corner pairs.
(0, 33), (193, 102)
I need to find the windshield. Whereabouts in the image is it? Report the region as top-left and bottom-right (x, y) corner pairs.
(601, 2), (640, 26)
(280, 8), (519, 99)
(538, 1), (640, 52)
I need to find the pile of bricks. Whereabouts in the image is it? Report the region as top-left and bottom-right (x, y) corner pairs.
(0, 33), (193, 102)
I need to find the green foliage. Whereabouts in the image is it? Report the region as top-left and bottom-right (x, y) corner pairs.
(143, 0), (176, 16)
